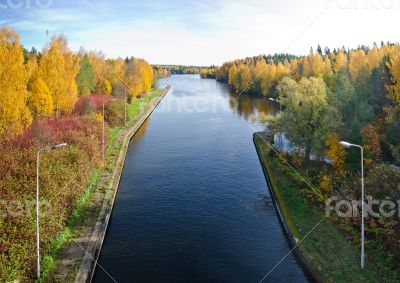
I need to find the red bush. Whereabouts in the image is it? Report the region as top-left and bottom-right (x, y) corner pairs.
(0, 114), (108, 280)
(74, 94), (113, 115)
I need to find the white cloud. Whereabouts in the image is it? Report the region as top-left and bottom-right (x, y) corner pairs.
(8, 0), (400, 65)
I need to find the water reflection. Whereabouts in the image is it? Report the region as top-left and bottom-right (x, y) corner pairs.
(228, 92), (279, 123)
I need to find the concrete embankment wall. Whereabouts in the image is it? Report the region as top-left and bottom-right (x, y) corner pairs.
(253, 133), (324, 283)
(75, 86), (171, 283)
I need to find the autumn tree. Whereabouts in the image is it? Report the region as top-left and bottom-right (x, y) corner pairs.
(386, 53), (400, 108)
(325, 133), (347, 172)
(237, 63), (251, 92)
(38, 35), (80, 114)
(259, 63), (277, 96)
(349, 50), (370, 82)
(98, 78), (112, 95)
(0, 27), (32, 138)
(333, 51), (348, 73)
(321, 133), (347, 195)
(125, 58), (154, 99)
(228, 63), (238, 90)
(27, 78), (54, 117)
(361, 124), (382, 163)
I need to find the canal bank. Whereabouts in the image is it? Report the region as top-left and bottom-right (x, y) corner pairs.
(253, 132), (323, 283)
(46, 86), (170, 282)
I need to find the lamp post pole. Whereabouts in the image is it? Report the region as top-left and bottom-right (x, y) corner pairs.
(36, 150), (40, 279)
(339, 141), (365, 269)
(36, 143), (67, 279)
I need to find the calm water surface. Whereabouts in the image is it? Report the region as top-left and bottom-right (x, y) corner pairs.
(94, 75), (309, 283)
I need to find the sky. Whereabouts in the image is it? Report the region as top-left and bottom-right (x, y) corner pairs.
(1, 0), (400, 66)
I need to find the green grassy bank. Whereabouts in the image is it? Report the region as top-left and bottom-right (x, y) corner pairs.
(253, 133), (398, 282)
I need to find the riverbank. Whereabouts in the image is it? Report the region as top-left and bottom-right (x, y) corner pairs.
(253, 132), (399, 282)
(45, 86), (170, 282)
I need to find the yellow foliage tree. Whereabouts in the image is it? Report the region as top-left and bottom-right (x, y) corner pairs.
(260, 63), (276, 96)
(98, 78), (112, 95)
(333, 51), (348, 72)
(348, 50), (370, 81)
(0, 27), (32, 138)
(125, 59), (154, 99)
(325, 133), (347, 173)
(289, 58), (300, 80)
(386, 53), (400, 108)
(38, 35), (80, 114)
(308, 52), (325, 77)
(367, 46), (383, 71)
(275, 62), (288, 81)
(321, 133), (347, 195)
(228, 64), (237, 88)
(27, 78), (54, 117)
(238, 63), (251, 92)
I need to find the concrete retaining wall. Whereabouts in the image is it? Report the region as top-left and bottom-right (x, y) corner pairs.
(253, 133), (324, 283)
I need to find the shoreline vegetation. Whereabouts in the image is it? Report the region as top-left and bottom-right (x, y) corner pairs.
(0, 26), (166, 282)
(213, 43), (400, 281)
(254, 134), (399, 282)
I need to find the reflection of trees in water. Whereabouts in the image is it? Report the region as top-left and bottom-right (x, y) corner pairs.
(228, 92), (279, 123)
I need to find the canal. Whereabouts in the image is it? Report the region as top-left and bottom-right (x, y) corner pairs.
(94, 75), (309, 283)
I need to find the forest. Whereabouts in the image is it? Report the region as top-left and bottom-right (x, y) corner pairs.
(218, 44), (400, 275)
(0, 27), (157, 281)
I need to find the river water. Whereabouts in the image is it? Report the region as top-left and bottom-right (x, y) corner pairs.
(94, 75), (309, 283)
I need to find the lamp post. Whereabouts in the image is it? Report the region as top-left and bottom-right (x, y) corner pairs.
(339, 141), (365, 269)
(36, 143), (67, 279)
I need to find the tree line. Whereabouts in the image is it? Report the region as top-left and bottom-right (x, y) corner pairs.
(0, 27), (155, 140)
(217, 43), (400, 166)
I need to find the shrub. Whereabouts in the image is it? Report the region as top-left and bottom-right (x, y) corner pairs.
(104, 99), (125, 127)
(74, 95), (96, 115)
(0, 114), (107, 281)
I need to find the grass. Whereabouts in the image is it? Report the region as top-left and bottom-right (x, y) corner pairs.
(127, 89), (161, 121)
(254, 135), (399, 282)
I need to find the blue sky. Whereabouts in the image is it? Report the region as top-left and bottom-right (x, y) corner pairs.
(1, 0), (400, 65)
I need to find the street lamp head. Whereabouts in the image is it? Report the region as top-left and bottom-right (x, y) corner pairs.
(339, 141), (351, 148)
(51, 143), (67, 149)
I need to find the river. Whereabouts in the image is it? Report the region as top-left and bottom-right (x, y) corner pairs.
(93, 75), (310, 283)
